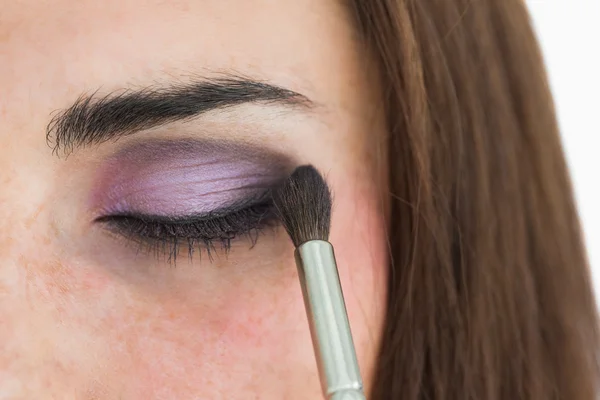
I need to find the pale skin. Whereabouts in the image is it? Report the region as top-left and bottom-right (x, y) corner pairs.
(0, 1), (389, 398)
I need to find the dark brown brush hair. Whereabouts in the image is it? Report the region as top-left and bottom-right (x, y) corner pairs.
(348, 1), (600, 399)
(272, 165), (332, 247)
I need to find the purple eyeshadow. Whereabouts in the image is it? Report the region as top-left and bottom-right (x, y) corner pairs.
(91, 140), (292, 217)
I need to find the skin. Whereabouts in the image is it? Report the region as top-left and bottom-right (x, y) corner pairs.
(0, 1), (389, 399)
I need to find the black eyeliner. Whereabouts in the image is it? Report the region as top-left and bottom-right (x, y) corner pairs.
(96, 193), (279, 261)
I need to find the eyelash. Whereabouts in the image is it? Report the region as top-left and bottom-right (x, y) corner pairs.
(96, 200), (278, 262)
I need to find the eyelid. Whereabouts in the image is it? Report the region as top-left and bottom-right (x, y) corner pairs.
(96, 197), (279, 262)
(90, 138), (295, 219)
(103, 189), (274, 220)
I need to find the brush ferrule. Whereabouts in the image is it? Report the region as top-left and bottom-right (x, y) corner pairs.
(295, 240), (365, 400)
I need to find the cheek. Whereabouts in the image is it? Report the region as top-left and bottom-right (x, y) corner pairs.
(39, 256), (318, 398)
(1, 225), (321, 399)
(329, 173), (389, 385)
(28, 249), (319, 398)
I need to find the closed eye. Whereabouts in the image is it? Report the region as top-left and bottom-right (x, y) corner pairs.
(95, 197), (279, 262)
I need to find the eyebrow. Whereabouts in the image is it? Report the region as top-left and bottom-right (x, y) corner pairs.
(46, 76), (313, 155)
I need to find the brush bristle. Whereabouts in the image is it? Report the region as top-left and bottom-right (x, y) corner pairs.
(273, 165), (332, 247)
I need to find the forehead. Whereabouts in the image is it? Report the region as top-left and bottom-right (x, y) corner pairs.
(0, 0), (360, 122)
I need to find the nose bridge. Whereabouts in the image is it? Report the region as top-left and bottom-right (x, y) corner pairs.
(0, 196), (50, 269)
(0, 141), (56, 265)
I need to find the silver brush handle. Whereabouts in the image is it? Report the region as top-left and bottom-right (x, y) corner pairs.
(329, 392), (367, 400)
(295, 240), (366, 400)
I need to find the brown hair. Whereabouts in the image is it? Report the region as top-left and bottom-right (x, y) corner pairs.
(349, 1), (600, 398)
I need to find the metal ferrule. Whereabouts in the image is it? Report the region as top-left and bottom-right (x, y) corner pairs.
(295, 240), (366, 400)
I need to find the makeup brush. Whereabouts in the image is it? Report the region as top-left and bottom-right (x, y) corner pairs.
(273, 165), (366, 400)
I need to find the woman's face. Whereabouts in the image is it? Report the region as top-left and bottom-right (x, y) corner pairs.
(0, 1), (388, 398)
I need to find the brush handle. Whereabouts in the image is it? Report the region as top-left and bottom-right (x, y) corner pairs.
(330, 391), (367, 400)
(295, 240), (366, 400)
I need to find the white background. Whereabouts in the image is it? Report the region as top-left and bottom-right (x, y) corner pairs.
(526, 1), (599, 303)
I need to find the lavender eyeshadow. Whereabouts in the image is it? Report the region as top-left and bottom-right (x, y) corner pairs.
(92, 140), (292, 217)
